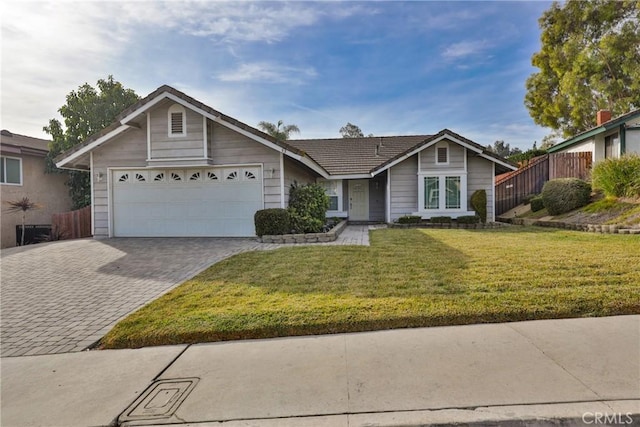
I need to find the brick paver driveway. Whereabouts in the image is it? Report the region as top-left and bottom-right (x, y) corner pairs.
(0, 238), (261, 357)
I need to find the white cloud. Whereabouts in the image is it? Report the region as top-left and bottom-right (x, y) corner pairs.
(217, 62), (317, 84)
(442, 40), (491, 60)
(0, 1), (359, 138)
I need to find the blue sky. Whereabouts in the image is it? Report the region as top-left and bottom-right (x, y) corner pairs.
(2, 1), (555, 150)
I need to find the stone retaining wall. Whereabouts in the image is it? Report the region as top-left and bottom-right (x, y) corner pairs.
(259, 220), (348, 243)
(390, 222), (506, 230)
(504, 218), (640, 234)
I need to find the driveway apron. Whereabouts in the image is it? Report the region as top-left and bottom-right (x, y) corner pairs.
(0, 238), (261, 357)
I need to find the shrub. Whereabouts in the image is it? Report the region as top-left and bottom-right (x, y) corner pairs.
(254, 209), (291, 237)
(397, 215), (422, 224)
(456, 215), (480, 224)
(591, 154), (640, 198)
(541, 178), (591, 215)
(430, 216), (452, 224)
(521, 194), (537, 205)
(288, 182), (330, 233)
(530, 195), (545, 212)
(470, 190), (487, 223)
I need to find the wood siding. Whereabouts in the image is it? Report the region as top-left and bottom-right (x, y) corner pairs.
(209, 122), (281, 208)
(92, 127), (148, 237)
(150, 102), (204, 159)
(467, 155), (494, 222)
(389, 156), (418, 220)
(369, 173), (386, 221)
(420, 141), (465, 171)
(283, 156), (317, 206)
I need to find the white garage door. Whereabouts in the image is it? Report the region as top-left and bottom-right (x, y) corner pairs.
(112, 167), (263, 237)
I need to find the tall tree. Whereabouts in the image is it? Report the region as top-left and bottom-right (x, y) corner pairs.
(486, 140), (521, 158)
(257, 120), (300, 141)
(525, 0), (640, 137)
(339, 122), (364, 138)
(44, 76), (139, 208)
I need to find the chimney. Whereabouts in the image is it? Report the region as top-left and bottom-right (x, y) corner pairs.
(596, 110), (612, 126)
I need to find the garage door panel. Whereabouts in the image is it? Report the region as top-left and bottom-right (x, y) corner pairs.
(112, 167), (263, 237)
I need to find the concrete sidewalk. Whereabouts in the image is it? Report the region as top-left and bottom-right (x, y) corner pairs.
(1, 315), (638, 427)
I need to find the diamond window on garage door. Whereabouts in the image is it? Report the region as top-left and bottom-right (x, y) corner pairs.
(225, 170), (238, 181)
(189, 172), (201, 181)
(135, 172), (146, 182)
(207, 171), (218, 180)
(170, 172), (183, 181)
(244, 170), (257, 180)
(118, 173), (129, 182)
(154, 172), (165, 182)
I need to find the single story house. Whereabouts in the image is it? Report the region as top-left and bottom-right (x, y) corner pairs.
(56, 85), (516, 238)
(548, 109), (640, 162)
(1, 130), (72, 248)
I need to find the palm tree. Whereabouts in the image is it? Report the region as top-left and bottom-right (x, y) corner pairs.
(5, 197), (40, 246)
(257, 120), (300, 142)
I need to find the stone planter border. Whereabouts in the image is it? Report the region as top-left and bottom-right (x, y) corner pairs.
(389, 222), (506, 230)
(500, 218), (640, 234)
(259, 220), (348, 244)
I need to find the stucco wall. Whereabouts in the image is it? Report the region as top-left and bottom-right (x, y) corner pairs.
(1, 154), (72, 248)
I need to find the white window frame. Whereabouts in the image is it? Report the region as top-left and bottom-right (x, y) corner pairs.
(435, 141), (449, 165)
(0, 156), (23, 186)
(167, 104), (187, 137)
(317, 179), (346, 217)
(416, 172), (469, 216)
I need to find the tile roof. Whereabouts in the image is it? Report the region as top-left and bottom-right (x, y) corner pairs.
(55, 85), (308, 166)
(288, 135), (430, 175)
(1, 130), (51, 153)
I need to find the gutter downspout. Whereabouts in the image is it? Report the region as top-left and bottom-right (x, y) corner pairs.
(620, 124), (626, 155)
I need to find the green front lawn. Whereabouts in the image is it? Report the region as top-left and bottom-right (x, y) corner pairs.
(101, 228), (640, 349)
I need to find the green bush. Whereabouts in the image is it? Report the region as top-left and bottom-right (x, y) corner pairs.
(397, 215), (422, 224)
(591, 154), (640, 198)
(254, 209), (291, 236)
(456, 215), (480, 224)
(530, 195), (545, 212)
(470, 190), (487, 222)
(288, 182), (330, 233)
(522, 194), (537, 205)
(430, 216), (452, 224)
(541, 178), (591, 215)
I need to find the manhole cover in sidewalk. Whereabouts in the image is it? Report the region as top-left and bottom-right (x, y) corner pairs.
(119, 378), (199, 424)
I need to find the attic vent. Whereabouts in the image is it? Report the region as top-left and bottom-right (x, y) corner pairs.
(168, 104), (186, 136)
(171, 113), (183, 134)
(437, 146), (448, 164)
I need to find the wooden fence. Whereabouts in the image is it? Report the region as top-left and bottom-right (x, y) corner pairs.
(52, 206), (92, 240)
(495, 152), (593, 216)
(549, 152), (592, 180)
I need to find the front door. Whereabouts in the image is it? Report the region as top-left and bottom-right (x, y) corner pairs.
(348, 180), (369, 221)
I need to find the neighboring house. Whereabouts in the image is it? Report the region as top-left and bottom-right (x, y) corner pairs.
(55, 85), (516, 238)
(548, 109), (640, 162)
(1, 130), (72, 248)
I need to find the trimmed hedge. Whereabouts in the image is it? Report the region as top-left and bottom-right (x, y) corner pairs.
(470, 190), (487, 223)
(591, 154), (640, 198)
(397, 215), (422, 224)
(456, 215), (480, 224)
(254, 209), (291, 237)
(541, 178), (591, 215)
(530, 195), (545, 212)
(430, 216), (452, 224)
